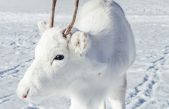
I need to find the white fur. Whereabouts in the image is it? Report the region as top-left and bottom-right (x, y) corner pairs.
(17, 0), (136, 109)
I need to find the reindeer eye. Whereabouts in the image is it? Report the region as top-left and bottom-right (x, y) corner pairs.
(54, 55), (64, 60)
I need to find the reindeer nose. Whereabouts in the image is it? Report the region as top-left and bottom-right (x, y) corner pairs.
(22, 89), (30, 99)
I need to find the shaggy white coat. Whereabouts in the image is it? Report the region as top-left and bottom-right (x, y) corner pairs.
(17, 0), (136, 109)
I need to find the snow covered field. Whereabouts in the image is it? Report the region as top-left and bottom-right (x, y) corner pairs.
(0, 1), (169, 109)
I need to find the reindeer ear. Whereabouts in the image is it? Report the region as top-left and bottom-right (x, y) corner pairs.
(37, 21), (48, 33)
(70, 31), (90, 56)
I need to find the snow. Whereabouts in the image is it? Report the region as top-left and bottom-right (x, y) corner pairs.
(0, 0), (85, 13)
(0, 0), (169, 109)
(117, 0), (169, 15)
(1, 0), (169, 15)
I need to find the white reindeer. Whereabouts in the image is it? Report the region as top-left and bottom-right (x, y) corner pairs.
(17, 0), (136, 109)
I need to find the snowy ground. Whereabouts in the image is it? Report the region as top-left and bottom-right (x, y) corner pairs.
(1, 1), (169, 109)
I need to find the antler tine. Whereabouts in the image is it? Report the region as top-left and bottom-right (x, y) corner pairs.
(64, 0), (79, 37)
(48, 0), (57, 28)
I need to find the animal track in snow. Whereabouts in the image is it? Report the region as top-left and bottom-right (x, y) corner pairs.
(0, 65), (20, 78)
(0, 93), (14, 104)
(126, 45), (169, 109)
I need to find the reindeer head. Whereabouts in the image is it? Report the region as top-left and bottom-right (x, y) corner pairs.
(16, 0), (90, 103)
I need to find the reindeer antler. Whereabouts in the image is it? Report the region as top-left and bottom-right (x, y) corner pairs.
(63, 0), (79, 37)
(48, 0), (79, 35)
(48, 0), (57, 28)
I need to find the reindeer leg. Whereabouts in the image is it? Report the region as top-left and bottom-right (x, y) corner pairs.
(98, 101), (106, 109)
(109, 74), (127, 109)
(70, 98), (87, 109)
